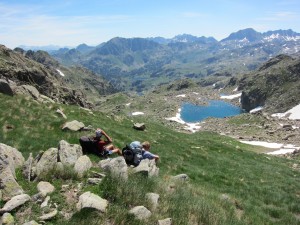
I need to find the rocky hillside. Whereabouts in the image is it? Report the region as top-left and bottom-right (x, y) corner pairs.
(0, 45), (116, 107)
(236, 54), (300, 113)
(1, 92), (300, 225)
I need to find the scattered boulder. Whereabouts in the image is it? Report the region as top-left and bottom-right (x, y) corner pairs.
(0, 166), (24, 201)
(22, 220), (41, 225)
(56, 109), (67, 119)
(39, 95), (55, 104)
(14, 85), (40, 100)
(87, 178), (102, 185)
(39, 209), (58, 221)
(0, 79), (14, 96)
(22, 153), (34, 181)
(99, 157), (128, 180)
(74, 155), (92, 177)
(62, 120), (85, 131)
(0, 143), (25, 175)
(132, 159), (159, 177)
(76, 192), (108, 213)
(0, 194), (31, 213)
(146, 193), (160, 210)
(1, 212), (14, 225)
(128, 206), (152, 220)
(35, 148), (58, 177)
(133, 123), (146, 131)
(158, 218), (172, 225)
(171, 174), (189, 182)
(31, 192), (44, 203)
(41, 196), (50, 208)
(37, 181), (55, 197)
(58, 140), (82, 166)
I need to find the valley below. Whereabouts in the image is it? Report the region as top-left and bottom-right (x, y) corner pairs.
(102, 84), (300, 157)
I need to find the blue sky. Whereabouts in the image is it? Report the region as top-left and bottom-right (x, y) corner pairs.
(0, 0), (299, 48)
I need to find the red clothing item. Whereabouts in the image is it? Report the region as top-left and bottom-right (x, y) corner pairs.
(96, 139), (110, 152)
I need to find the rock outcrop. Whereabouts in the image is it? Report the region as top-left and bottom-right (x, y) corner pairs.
(58, 140), (83, 166)
(0, 144), (25, 200)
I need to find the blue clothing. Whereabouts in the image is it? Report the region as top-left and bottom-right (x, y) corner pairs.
(142, 150), (157, 160)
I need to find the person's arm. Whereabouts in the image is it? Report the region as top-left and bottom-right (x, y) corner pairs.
(101, 130), (113, 143)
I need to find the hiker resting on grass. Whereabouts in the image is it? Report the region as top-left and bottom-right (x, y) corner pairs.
(141, 141), (160, 163)
(94, 128), (122, 156)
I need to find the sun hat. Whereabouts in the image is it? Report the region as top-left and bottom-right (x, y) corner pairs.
(95, 129), (102, 137)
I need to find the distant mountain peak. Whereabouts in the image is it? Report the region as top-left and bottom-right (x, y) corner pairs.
(221, 28), (262, 42)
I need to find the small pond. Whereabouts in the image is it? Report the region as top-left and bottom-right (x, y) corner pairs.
(180, 100), (243, 123)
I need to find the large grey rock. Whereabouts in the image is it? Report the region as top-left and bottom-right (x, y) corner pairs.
(128, 206), (152, 220)
(0, 194), (30, 213)
(146, 193), (159, 210)
(39, 209), (58, 221)
(76, 192), (108, 213)
(0, 166), (24, 201)
(14, 85), (40, 100)
(37, 181), (55, 197)
(132, 159), (159, 177)
(0, 79), (14, 96)
(35, 148), (58, 177)
(1, 212), (14, 225)
(158, 218), (172, 225)
(99, 157), (128, 180)
(74, 155), (92, 177)
(0, 143), (25, 175)
(62, 120), (85, 131)
(58, 140), (82, 166)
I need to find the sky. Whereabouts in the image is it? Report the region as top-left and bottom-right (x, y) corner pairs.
(0, 0), (299, 49)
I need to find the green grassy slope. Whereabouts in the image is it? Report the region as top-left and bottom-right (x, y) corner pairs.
(1, 93), (300, 224)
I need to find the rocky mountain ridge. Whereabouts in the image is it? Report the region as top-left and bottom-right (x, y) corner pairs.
(50, 28), (300, 92)
(0, 45), (116, 107)
(236, 54), (300, 113)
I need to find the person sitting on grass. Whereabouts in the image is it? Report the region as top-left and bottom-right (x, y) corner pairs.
(94, 128), (122, 157)
(141, 141), (160, 163)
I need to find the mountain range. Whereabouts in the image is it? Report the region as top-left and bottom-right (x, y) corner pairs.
(47, 28), (300, 92)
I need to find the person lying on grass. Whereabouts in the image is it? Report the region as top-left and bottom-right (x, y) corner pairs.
(141, 141), (160, 163)
(94, 128), (122, 156)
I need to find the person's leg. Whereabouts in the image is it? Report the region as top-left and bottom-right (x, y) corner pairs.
(111, 147), (122, 156)
(105, 144), (122, 155)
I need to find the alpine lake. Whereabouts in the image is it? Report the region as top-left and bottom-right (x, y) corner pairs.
(180, 100), (244, 123)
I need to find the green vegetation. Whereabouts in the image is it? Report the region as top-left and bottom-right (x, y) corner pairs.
(1, 93), (300, 224)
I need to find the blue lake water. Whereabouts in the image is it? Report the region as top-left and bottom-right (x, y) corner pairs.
(180, 100), (243, 123)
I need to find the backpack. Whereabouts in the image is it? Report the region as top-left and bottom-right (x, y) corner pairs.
(122, 141), (143, 166)
(79, 136), (99, 156)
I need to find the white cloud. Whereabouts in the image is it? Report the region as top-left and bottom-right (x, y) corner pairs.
(0, 7), (133, 48)
(259, 11), (299, 21)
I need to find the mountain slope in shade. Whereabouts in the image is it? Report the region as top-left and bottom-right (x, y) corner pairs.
(236, 54), (300, 113)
